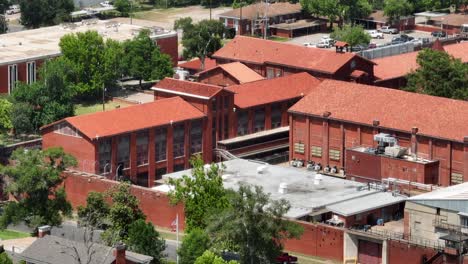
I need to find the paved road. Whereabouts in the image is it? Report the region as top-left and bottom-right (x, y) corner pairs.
(164, 239), (180, 262)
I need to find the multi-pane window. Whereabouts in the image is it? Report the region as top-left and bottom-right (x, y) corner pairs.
(237, 111), (248, 136)
(212, 99), (217, 111)
(254, 108), (265, 132)
(155, 167), (167, 180)
(190, 120), (202, 154)
(173, 124), (185, 158)
(223, 96), (229, 109)
(8, 64), (18, 93)
(271, 104), (282, 129)
(54, 123), (81, 138)
(174, 163), (185, 172)
(266, 68), (275, 79)
(224, 114), (229, 139)
(98, 139), (112, 174)
(155, 127), (167, 161)
(27, 61), (36, 84)
(329, 149), (341, 161)
(461, 216), (468, 227)
(311, 146), (322, 157)
(117, 135), (130, 169)
(136, 131), (149, 166)
(212, 118), (217, 147)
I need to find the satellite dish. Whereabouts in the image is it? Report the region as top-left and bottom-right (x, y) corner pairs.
(449, 4), (456, 13)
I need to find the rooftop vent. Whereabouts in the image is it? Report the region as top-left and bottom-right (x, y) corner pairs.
(278, 182), (288, 194)
(314, 174), (323, 185)
(257, 165), (268, 174)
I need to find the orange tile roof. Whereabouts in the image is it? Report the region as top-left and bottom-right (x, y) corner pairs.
(178, 58), (217, 72)
(227, 72), (321, 109)
(198, 62), (264, 84)
(218, 2), (301, 20)
(373, 42), (468, 80)
(43, 97), (205, 139)
(154, 78), (229, 98)
(289, 80), (468, 142)
(213, 36), (368, 74)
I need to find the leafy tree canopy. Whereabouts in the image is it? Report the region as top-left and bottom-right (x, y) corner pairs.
(0, 251), (13, 264)
(207, 184), (304, 264)
(0, 12), (8, 34)
(195, 250), (238, 264)
(300, 0), (372, 28)
(10, 58), (76, 134)
(127, 219), (166, 264)
(19, 0), (74, 28)
(405, 48), (468, 100)
(178, 228), (211, 264)
(114, 0), (132, 15)
(169, 156), (230, 231)
(176, 18), (226, 70)
(0, 0), (9, 14)
(0, 97), (13, 132)
(384, 0), (413, 25)
(102, 182), (145, 245)
(77, 191), (110, 229)
(0, 147), (77, 229)
(331, 24), (371, 48)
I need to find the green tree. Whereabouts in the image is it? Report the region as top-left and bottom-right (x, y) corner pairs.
(77, 192), (110, 229)
(177, 18), (225, 70)
(122, 29), (174, 87)
(195, 250), (238, 264)
(169, 156), (230, 231)
(0, 147), (77, 229)
(405, 49), (468, 100)
(19, 0), (74, 28)
(102, 182), (146, 245)
(0, 97), (12, 132)
(127, 219), (166, 264)
(0, 0), (9, 14)
(178, 228), (211, 264)
(300, 0), (372, 29)
(384, 0), (413, 26)
(114, 0), (131, 15)
(11, 58), (76, 133)
(0, 13), (8, 34)
(0, 251), (13, 264)
(331, 24), (371, 50)
(207, 184), (304, 264)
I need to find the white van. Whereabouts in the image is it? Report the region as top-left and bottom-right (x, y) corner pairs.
(6, 5), (20, 15)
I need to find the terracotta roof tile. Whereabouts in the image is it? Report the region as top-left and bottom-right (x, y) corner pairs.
(198, 62), (264, 84)
(178, 58), (217, 72)
(213, 36), (364, 74)
(289, 80), (468, 142)
(44, 97), (205, 139)
(373, 42), (468, 80)
(154, 78), (227, 98)
(218, 2), (301, 20)
(227, 72), (321, 109)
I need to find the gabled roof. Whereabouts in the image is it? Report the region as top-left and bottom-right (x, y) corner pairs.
(178, 58), (217, 72)
(154, 78), (231, 99)
(289, 80), (468, 142)
(373, 42), (468, 81)
(198, 62), (264, 84)
(218, 2), (302, 20)
(227, 72), (321, 109)
(20, 235), (152, 264)
(41, 97), (205, 139)
(213, 36), (371, 74)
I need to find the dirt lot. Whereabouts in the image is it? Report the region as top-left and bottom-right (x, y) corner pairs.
(133, 5), (232, 29)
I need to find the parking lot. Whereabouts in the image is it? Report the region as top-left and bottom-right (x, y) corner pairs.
(287, 30), (434, 50)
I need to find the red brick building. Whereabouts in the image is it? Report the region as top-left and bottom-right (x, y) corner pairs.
(212, 36), (376, 84)
(373, 41), (468, 88)
(41, 97), (206, 187)
(178, 58), (218, 75)
(197, 62), (264, 86)
(0, 21), (178, 94)
(288, 80), (468, 187)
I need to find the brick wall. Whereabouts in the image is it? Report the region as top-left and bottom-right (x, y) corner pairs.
(387, 240), (438, 264)
(198, 68), (239, 87)
(155, 34), (179, 67)
(63, 172), (185, 230)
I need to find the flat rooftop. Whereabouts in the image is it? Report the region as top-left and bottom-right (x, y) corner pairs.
(269, 19), (325, 31)
(349, 146), (436, 164)
(0, 20), (176, 65)
(161, 159), (405, 219)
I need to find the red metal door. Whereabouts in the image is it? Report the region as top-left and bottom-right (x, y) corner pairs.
(358, 240), (382, 264)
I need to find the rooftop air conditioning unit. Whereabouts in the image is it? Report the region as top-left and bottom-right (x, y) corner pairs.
(278, 182), (288, 194)
(323, 165), (331, 173)
(257, 165), (268, 174)
(331, 166), (338, 174)
(313, 163), (321, 171)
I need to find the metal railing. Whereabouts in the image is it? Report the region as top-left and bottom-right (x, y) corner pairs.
(214, 148), (238, 161)
(433, 218), (468, 234)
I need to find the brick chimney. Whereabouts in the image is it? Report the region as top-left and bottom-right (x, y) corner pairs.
(411, 127), (419, 158)
(113, 242), (126, 264)
(38, 225), (51, 238)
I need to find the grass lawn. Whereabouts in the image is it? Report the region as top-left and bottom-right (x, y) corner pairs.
(75, 101), (131, 116)
(0, 229), (30, 240)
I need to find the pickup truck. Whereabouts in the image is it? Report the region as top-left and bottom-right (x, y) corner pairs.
(367, 30), (384, 39)
(379, 26), (399, 34)
(276, 252), (298, 264)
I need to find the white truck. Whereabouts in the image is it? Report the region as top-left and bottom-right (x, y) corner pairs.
(461, 24), (468, 40)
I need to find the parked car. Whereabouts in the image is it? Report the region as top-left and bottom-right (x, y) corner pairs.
(368, 43), (377, 49)
(316, 39), (334, 48)
(6, 5), (20, 15)
(100, 1), (113, 7)
(350, 44), (367, 52)
(409, 37), (429, 47)
(367, 30), (384, 39)
(431, 31), (447, 38)
(276, 252), (298, 264)
(391, 39), (406, 45)
(379, 26), (399, 34)
(400, 34), (414, 41)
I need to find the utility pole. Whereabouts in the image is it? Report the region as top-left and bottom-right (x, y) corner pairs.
(130, 0), (133, 25)
(102, 84), (106, 111)
(209, 0), (212, 20)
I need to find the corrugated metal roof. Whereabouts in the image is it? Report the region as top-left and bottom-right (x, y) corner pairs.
(327, 192), (406, 217)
